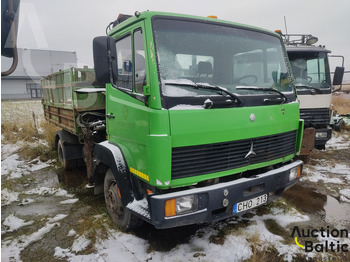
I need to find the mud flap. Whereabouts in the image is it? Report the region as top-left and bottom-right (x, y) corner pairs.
(300, 127), (316, 156)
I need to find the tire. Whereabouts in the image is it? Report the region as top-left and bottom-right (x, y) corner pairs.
(104, 169), (142, 231)
(334, 119), (345, 132)
(57, 139), (69, 169)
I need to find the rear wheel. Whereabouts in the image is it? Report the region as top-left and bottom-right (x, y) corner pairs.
(57, 139), (69, 169)
(57, 139), (81, 170)
(104, 169), (142, 231)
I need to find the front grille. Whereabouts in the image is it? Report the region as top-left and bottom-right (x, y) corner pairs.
(300, 108), (330, 127)
(171, 130), (297, 179)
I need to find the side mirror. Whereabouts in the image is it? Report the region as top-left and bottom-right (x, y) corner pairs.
(333, 66), (344, 86)
(93, 36), (117, 84)
(1, 0), (20, 58)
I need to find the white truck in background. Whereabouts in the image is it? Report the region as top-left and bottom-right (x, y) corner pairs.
(277, 32), (344, 153)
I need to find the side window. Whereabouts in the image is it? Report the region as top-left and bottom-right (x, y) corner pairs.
(307, 58), (325, 84)
(116, 35), (133, 90)
(133, 30), (147, 93)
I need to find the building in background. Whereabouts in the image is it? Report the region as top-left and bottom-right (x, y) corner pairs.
(1, 48), (77, 100)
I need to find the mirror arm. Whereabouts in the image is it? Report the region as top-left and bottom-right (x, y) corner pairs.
(1, 45), (18, 76)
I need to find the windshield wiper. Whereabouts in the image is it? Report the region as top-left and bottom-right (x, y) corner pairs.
(236, 86), (288, 104)
(164, 80), (243, 105)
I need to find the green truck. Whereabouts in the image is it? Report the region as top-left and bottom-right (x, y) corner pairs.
(42, 11), (304, 230)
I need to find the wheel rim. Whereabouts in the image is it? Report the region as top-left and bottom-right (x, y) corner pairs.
(106, 181), (124, 218)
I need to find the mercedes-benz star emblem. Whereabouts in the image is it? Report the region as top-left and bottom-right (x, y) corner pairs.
(245, 142), (256, 159)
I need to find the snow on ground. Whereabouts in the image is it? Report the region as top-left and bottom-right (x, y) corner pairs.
(340, 188), (350, 203)
(1, 143), (50, 180)
(1, 139), (315, 262)
(1, 214), (34, 234)
(1, 188), (19, 206)
(326, 131), (350, 150)
(1, 214), (67, 262)
(48, 206), (311, 262)
(1, 138), (348, 262)
(301, 167), (344, 184)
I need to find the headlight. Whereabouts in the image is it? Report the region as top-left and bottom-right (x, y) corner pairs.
(165, 195), (198, 217)
(289, 166), (301, 181)
(315, 132), (328, 138)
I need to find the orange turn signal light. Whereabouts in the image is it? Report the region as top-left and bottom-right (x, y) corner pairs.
(207, 15), (218, 19)
(275, 29), (282, 34)
(165, 199), (176, 217)
(297, 165), (301, 178)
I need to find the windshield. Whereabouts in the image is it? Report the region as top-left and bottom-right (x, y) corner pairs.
(288, 51), (331, 89)
(152, 18), (294, 99)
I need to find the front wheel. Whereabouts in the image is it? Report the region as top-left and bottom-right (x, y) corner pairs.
(334, 119), (345, 132)
(104, 169), (142, 231)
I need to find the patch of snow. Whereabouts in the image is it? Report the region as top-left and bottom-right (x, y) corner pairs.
(149, 226), (252, 262)
(339, 188), (350, 203)
(1, 152), (50, 179)
(169, 104), (204, 110)
(29, 161), (50, 171)
(1, 214), (34, 234)
(71, 235), (92, 253)
(244, 213), (299, 262)
(311, 160), (350, 176)
(68, 229), (77, 237)
(326, 133), (350, 150)
(1, 143), (21, 159)
(25, 187), (74, 198)
(126, 198), (150, 219)
(1, 153), (29, 179)
(301, 167), (344, 184)
(48, 214), (68, 223)
(95, 230), (150, 262)
(54, 247), (71, 258)
(60, 199), (79, 205)
(2, 219), (60, 261)
(54, 247), (104, 262)
(1, 188), (19, 206)
(258, 206), (310, 227)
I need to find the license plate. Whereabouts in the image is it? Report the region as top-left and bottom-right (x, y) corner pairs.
(233, 194), (268, 213)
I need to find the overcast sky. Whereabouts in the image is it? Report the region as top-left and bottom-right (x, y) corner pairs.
(16, 0), (350, 73)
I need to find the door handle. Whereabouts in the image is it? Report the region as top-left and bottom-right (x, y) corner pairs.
(106, 113), (115, 119)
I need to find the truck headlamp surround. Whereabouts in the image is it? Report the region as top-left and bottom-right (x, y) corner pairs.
(289, 166), (301, 181)
(165, 195), (198, 217)
(315, 132), (328, 138)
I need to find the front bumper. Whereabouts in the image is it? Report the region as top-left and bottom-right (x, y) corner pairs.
(144, 160), (303, 229)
